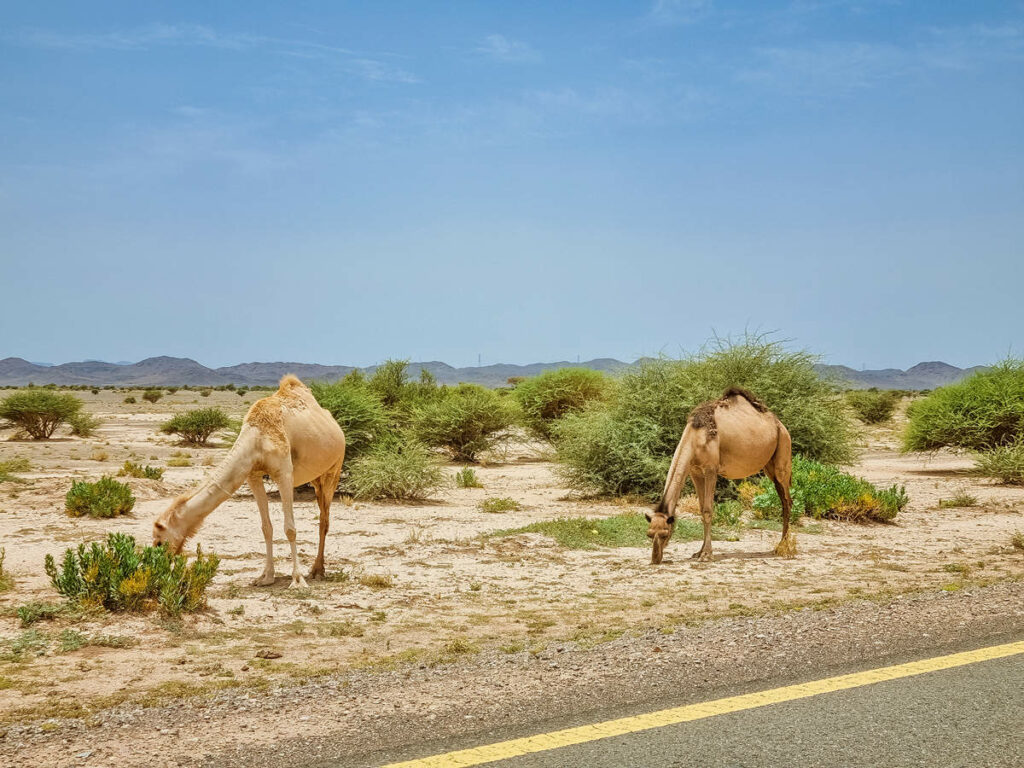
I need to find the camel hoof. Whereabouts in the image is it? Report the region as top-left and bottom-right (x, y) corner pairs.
(774, 536), (797, 558)
(252, 574), (275, 587)
(307, 568), (326, 581)
(691, 550), (711, 561)
(288, 576), (309, 590)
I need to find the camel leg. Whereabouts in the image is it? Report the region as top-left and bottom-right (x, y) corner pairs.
(249, 473), (276, 586)
(767, 431), (796, 558)
(309, 460), (343, 580)
(692, 470), (716, 561)
(278, 470), (307, 589)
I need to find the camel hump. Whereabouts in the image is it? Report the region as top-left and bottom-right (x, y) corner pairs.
(722, 386), (768, 412)
(277, 374), (307, 393)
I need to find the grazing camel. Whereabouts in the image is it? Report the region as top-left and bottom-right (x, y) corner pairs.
(646, 387), (794, 564)
(153, 375), (346, 588)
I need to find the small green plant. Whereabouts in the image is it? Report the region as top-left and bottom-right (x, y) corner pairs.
(938, 491), (978, 508)
(411, 384), (516, 462)
(16, 601), (65, 627)
(123, 396), (137, 404)
(479, 496), (522, 513)
(493, 512), (716, 549)
(0, 390), (84, 439)
(58, 629), (85, 652)
(1011, 531), (1024, 552)
(44, 532), (220, 615)
(142, 389), (163, 404)
(0, 457), (30, 484)
(974, 438), (1024, 485)
(1, 629), (49, 661)
(118, 460), (164, 480)
(344, 439), (445, 500)
(0, 547), (12, 592)
(713, 499), (744, 527)
(751, 456), (908, 523)
(845, 389), (901, 424)
(455, 466), (483, 488)
(199, 388), (213, 397)
(68, 411), (101, 437)
(65, 476), (135, 518)
(513, 368), (612, 440)
(160, 407), (231, 445)
(358, 573), (394, 590)
(318, 621), (365, 638)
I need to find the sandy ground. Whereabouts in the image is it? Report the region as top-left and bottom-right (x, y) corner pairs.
(0, 391), (1022, 735)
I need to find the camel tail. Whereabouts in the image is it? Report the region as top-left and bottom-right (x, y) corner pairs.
(655, 433), (694, 517)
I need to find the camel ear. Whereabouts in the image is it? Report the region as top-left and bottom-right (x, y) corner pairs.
(154, 520), (166, 531)
(644, 512), (652, 522)
(666, 515), (675, 524)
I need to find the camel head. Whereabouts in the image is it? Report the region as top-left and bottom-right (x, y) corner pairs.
(152, 495), (192, 554)
(645, 510), (675, 565)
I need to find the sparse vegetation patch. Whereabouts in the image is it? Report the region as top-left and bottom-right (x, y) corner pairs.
(118, 460), (164, 480)
(479, 496), (522, 513)
(493, 512), (716, 549)
(65, 476), (135, 518)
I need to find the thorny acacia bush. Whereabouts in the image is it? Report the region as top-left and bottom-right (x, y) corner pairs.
(344, 438), (445, 500)
(310, 375), (389, 458)
(903, 360), (1024, 452)
(513, 367), (613, 440)
(0, 390), (83, 439)
(846, 389), (901, 424)
(141, 389), (163, 403)
(65, 476), (135, 518)
(554, 335), (856, 497)
(160, 407), (231, 445)
(974, 438), (1024, 485)
(411, 384), (517, 462)
(45, 532), (219, 616)
(751, 456), (908, 523)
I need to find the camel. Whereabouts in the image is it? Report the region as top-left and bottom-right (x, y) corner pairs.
(646, 387), (794, 565)
(153, 375), (346, 588)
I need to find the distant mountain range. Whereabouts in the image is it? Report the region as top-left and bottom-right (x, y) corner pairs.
(0, 356), (985, 390)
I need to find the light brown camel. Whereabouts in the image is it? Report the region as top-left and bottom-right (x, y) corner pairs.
(646, 387), (794, 564)
(153, 375), (346, 588)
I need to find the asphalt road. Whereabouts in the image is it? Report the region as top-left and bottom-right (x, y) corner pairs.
(361, 637), (1024, 768)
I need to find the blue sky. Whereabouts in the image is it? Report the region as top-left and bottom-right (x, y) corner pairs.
(1, 1), (1022, 369)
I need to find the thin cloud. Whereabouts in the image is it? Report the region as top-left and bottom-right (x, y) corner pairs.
(475, 34), (541, 63)
(648, 0), (713, 26)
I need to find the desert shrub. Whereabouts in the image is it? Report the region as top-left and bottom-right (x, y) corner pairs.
(411, 384), (516, 462)
(846, 389), (901, 424)
(513, 368), (612, 440)
(16, 601), (65, 627)
(0, 390), (83, 439)
(68, 411), (101, 437)
(938, 490), (978, 508)
(974, 438), (1024, 485)
(344, 439), (445, 500)
(45, 533), (219, 615)
(903, 360), (1024, 452)
(454, 466), (483, 488)
(479, 496), (522, 513)
(751, 456), (907, 523)
(199, 388), (212, 398)
(0, 457), (30, 484)
(65, 476), (135, 518)
(554, 335), (856, 497)
(1012, 531), (1024, 552)
(141, 389), (163, 404)
(0, 547), (12, 592)
(160, 407), (231, 445)
(493, 512), (717, 549)
(118, 460), (164, 481)
(310, 379), (389, 458)
(123, 396), (137, 404)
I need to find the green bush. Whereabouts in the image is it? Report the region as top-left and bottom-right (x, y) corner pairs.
(0, 457), (30, 484)
(160, 407), (231, 445)
(411, 384), (516, 462)
(751, 455), (907, 523)
(16, 601), (65, 627)
(513, 368), (612, 440)
(310, 379), (389, 458)
(454, 466), (483, 488)
(118, 460), (164, 481)
(343, 439), (445, 500)
(44, 532), (219, 615)
(554, 335), (856, 497)
(142, 389), (163, 404)
(974, 438), (1024, 485)
(68, 411), (101, 437)
(0, 390), (83, 439)
(65, 476), (136, 518)
(479, 496), (522, 513)
(199, 388), (212, 397)
(123, 396), (137, 404)
(846, 389), (901, 424)
(903, 360), (1024, 452)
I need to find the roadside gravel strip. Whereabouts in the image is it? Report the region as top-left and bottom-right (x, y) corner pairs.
(4, 580), (1023, 768)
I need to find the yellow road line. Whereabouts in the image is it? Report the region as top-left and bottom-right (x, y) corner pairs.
(380, 639), (1024, 768)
